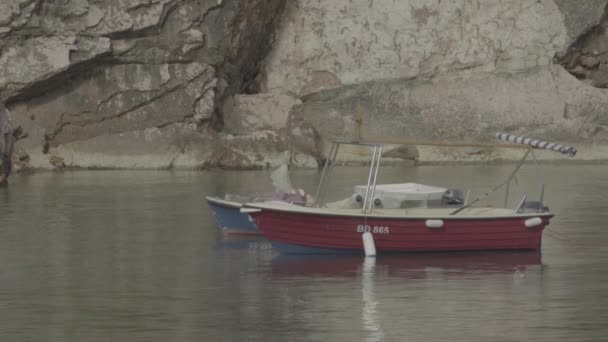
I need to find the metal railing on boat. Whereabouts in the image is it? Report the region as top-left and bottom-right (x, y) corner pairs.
(312, 134), (577, 215)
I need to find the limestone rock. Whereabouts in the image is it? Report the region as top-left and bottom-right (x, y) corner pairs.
(13, 63), (216, 148)
(553, 0), (608, 48)
(5, 0), (608, 169)
(0, 0), (38, 37)
(49, 155), (65, 169)
(222, 93), (301, 134)
(11, 145), (31, 174)
(0, 36), (112, 100)
(552, 65), (608, 142)
(554, 1), (608, 88)
(289, 67), (595, 162)
(41, 123), (302, 170)
(383, 145), (419, 162)
(299, 71), (342, 97)
(200, 131), (292, 169)
(46, 123), (192, 170)
(288, 119), (322, 166)
(264, 0), (567, 95)
(1, 0), (286, 170)
(578, 55), (601, 69)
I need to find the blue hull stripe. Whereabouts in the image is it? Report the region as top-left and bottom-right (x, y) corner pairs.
(207, 202), (260, 235)
(271, 241), (361, 255)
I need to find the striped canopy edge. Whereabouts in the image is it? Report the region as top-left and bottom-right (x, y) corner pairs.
(496, 132), (577, 157)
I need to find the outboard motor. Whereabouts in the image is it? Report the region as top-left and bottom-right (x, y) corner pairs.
(441, 189), (465, 206)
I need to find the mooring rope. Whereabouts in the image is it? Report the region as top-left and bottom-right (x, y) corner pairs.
(544, 228), (605, 247)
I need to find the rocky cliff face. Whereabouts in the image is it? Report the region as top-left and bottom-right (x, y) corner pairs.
(2, 0), (608, 170)
(264, 0), (608, 164)
(1, 0), (289, 170)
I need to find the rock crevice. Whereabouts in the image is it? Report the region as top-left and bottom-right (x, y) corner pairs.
(556, 1), (608, 88)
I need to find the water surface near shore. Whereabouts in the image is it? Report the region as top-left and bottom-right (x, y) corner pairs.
(0, 164), (607, 341)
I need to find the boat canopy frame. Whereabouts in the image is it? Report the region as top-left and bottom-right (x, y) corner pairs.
(313, 134), (577, 215)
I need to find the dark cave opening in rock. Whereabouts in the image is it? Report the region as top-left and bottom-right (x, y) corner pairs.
(556, 2), (608, 88)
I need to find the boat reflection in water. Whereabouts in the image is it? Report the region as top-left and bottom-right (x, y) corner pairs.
(216, 235), (272, 251)
(215, 236), (543, 342)
(268, 251), (542, 279)
(267, 252), (541, 342)
(216, 235), (542, 279)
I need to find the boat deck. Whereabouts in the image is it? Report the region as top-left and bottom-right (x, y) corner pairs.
(245, 202), (552, 220)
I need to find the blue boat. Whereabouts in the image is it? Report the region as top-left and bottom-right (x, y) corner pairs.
(206, 186), (309, 236)
(206, 196), (262, 235)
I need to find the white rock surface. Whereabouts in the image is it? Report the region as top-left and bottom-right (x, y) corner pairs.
(264, 0), (568, 95)
(222, 93), (301, 134)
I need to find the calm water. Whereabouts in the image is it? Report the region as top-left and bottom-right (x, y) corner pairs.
(0, 164), (607, 341)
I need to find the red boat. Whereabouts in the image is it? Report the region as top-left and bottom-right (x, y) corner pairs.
(245, 203), (551, 253)
(243, 134), (576, 254)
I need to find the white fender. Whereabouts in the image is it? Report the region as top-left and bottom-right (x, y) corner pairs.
(425, 219), (444, 229)
(362, 232), (376, 257)
(524, 217), (542, 228)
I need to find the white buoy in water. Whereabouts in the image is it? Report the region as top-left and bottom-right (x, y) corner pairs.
(362, 232), (376, 257)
